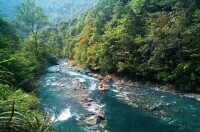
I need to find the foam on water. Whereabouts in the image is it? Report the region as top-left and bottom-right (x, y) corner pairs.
(110, 88), (126, 99)
(67, 71), (80, 76)
(77, 77), (86, 82)
(111, 89), (119, 93)
(54, 107), (72, 121)
(86, 102), (105, 113)
(47, 66), (58, 72)
(88, 82), (97, 91)
(51, 82), (61, 86)
(66, 71), (98, 81)
(79, 74), (98, 81)
(116, 94), (124, 98)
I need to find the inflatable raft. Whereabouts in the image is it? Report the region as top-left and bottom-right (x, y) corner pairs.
(98, 83), (108, 91)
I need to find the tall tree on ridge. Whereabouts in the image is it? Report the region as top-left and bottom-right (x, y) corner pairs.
(16, 0), (47, 53)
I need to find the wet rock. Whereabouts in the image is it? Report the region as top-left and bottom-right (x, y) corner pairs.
(151, 106), (159, 111)
(86, 98), (93, 102)
(117, 87), (123, 91)
(120, 80), (125, 85)
(84, 115), (101, 125)
(128, 102), (139, 108)
(96, 111), (105, 120)
(85, 102), (92, 106)
(99, 121), (107, 129)
(87, 73), (91, 76)
(124, 96), (130, 101)
(99, 77), (103, 80)
(146, 104), (164, 111)
(145, 103), (172, 112)
(61, 85), (65, 87)
(145, 105), (158, 111)
(89, 112), (95, 116)
(84, 69), (91, 74)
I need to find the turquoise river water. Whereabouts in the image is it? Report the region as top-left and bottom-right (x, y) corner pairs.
(37, 61), (200, 132)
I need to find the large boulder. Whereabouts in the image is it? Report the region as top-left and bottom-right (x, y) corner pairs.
(84, 115), (101, 125)
(96, 111), (105, 120)
(86, 98), (93, 102)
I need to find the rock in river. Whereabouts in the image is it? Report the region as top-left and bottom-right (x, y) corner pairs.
(96, 111), (105, 120)
(99, 120), (107, 129)
(84, 115), (101, 125)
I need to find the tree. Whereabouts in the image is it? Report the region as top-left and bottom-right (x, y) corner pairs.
(16, 0), (47, 53)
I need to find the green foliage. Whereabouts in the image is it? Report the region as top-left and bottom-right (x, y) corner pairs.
(0, 57), (52, 131)
(0, 85), (52, 132)
(60, 0), (200, 92)
(16, 0), (47, 53)
(129, 0), (146, 14)
(0, 7), (54, 131)
(0, 0), (96, 23)
(38, 0), (97, 23)
(0, 85), (12, 100)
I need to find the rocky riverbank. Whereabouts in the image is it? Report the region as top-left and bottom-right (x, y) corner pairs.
(66, 59), (200, 102)
(67, 59), (200, 103)
(59, 60), (200, 129)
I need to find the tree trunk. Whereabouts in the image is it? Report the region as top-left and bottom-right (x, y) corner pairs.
(35, 37), (38, 53)
(33, 32), (38, 54)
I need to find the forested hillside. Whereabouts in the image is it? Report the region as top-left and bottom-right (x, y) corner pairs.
(0, 0), (21, 20)
(57, 0), (200, 92)
(1, 0), (200, 131)
(0, 0), (96, 23)
(38, 0), (97, 23)
(0, 18), (54, 131)
(0, 0), (56, 130)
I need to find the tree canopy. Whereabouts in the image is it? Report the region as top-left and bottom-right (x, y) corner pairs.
(55, 0), (200, 92)
(16, 0), (47, 53)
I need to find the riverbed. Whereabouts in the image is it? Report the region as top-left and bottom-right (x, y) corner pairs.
(37, 60), (200, 132)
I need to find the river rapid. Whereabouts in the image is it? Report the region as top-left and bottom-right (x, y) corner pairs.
(37, 60), (200, 132)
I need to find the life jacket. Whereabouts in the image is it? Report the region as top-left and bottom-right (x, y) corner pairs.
(100, 83), (103, 89)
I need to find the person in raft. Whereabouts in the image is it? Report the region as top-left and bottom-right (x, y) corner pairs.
(99, 83), (106, 89)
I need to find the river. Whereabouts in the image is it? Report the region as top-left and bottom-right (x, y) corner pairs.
(37, 60), (200, 132)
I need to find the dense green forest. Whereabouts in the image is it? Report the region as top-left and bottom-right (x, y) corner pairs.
(0, 0), (21, 21)
(0, 0), (57, 131)
(38, 0), (97, 23)
(0, 0), (96, 23)
(1, 0), (200, 131)
(51, 0), (200, 92)
(0, 0), (99, 130)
